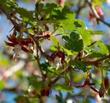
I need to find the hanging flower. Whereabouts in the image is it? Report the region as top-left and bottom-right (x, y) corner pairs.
(57, 0), (65, 7)
(5, 34), (34, 53)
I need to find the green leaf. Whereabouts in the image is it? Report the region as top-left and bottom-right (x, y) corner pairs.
(28, 76), (43, 89)
(72, 60), (87, 72)
(40, 62), (50, 71)
(93, 0), (103, 6)
(91, 30), (105, 35)
(16, 8), (33, 20)
(59, 13), (75, 33)
(62, 47), (73, 56)
(54, 84), (73, 92)
(77, 29), (92, 47)
(0, 0), (18, 12)
(74, 20), (85, 28)
(106, 44), (110, 52)
(50, 35), (59, 46)
(0, 52), (10, 67)
(28, 28), (34, 35)
(90, 41), (109, 57)
(0, 81), (5, 90)
(71, 71), (86, 82)
(43, 3), (72, 21)
(63, 31), (83, 52)
(41, 3), (63, 20)
(50, 45), (58, 52)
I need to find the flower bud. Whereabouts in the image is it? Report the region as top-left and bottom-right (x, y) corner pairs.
(95, 6), (104, 20)
(57, 0), (65, 7)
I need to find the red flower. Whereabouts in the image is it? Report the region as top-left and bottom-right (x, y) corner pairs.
(50, 51), (65, 63)
(5, 34), (34, 53)
(57, 0), (65, 7)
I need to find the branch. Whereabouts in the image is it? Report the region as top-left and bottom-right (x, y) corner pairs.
(75, 0), (86, 18)
(49, 66), (70, 86)
(84, 54), (110, 66)
(0, 5), (25, 33)
(86, 0), (110, 27)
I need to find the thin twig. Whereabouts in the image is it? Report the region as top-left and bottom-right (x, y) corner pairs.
(86, 0), (110, 27)
(75, 0), (86, 18)
(84, 54), (110, 66)
(49, 66), (70, 86)
(31, 36), (46, 80)
(90, 86), (99, 94)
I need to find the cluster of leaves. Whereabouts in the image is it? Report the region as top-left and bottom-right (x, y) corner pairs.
(0, 0), (110, 103)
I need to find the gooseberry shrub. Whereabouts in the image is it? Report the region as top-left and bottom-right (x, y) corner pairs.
(0, 0), (110, 103)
